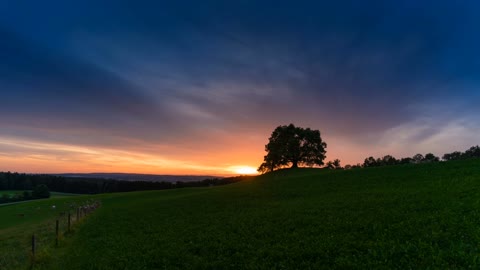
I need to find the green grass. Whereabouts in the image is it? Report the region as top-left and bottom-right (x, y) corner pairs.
(49, 191), (82, 198)
(2, 159), (480, 269)
(0, 195), (97, 269)
(0, 190), (24, 196)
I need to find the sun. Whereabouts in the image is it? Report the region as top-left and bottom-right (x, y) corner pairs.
(233, 166), (258, 175)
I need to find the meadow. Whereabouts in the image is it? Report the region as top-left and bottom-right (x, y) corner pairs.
(1, 159), (480, 269)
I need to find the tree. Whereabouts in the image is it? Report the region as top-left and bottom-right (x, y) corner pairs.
(257, 158), (276, 174)
(464, 146), (480, 158)
(424, 153), (439, 162)
(23, 191), (32, 200)
(352, 163), (363, 169)
(363, 157), (378, 167)
(32, 184), (50, 199)
(332, 159), (342, 169)
(381, 155), (398, 166)
(412, 153), (424, 164)
(399, 157), (413, 164)
(442, 151), (463, 161)
(258, 124), (327, 173)
(325, 159), (341, 169)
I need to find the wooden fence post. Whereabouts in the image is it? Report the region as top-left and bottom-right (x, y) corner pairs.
(31, 234), (36, 257)
(56, 220), (59, 247)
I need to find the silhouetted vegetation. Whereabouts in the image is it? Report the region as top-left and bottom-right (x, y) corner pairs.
(0, 184), (50, 204)
(443, 146), (480, 161)
(0, 172), (250, 197)
(32, 184), (50, 199)
(442, 151), (463, 161)
(258, 124), (327, 173)
(362, 153), (439, 168)
(356, 146), (479, 169)
(258, 125), (480, 173)
(424, 153), (440, 162)
(325, 159), (342, 169)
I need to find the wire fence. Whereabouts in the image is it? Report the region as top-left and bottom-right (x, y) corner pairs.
(29, 199), (101, 268)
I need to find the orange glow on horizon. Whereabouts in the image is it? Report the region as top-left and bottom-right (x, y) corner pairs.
(0, 133), (376, 176)
(230, 166), (258, 175)
(0, 136), (264, 176)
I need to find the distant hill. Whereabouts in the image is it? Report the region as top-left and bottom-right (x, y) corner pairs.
(55, 173), (222, 183)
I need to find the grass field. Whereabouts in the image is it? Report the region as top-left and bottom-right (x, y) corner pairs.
(0, 190), (26, 197)
(0, 194), (96, 269)
(0, 190), (80, 199)
(2, 159), (480, 269)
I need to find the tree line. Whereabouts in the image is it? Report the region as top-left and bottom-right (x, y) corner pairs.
(326, 145), (480, 170)
(341, 145), (480, 169)
(259, 124), (480, 173)
(0, 172), (251, 195)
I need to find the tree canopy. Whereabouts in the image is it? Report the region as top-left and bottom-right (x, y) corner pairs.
(258, 124), (327, 173)
(32, 184), (50, 198)
(326, 159), (342, 169)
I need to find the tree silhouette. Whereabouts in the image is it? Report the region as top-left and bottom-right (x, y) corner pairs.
(424, 153), (440, 162)
(32, 184), (50, 198)
(442, 151), (463, 161)
(412, 153), (424, 164)
(258, 124), (327, 173)
(399, 157), (413, 164)
(381, 155), (397, 166)
(363, 157), (378, 167)
(326, 159), (342, 169)
(464, 146), (480, 158)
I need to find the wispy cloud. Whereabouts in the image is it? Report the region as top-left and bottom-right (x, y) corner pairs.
(0, 1), (479, 172)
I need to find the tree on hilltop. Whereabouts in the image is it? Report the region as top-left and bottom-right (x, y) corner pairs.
(258, 124), (327, 173)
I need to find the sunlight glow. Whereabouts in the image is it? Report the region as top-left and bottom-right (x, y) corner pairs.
(0, 136), (241, 175)
(233, 166), (258, 175)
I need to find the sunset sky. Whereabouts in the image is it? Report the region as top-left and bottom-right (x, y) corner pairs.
(1, 1), (480, 175)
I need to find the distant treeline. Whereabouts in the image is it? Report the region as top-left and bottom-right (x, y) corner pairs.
(0, 173), (252, 195)
(337, 145), (480, 169)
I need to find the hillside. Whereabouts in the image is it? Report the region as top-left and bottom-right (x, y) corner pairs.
(2, 159), (480, 269)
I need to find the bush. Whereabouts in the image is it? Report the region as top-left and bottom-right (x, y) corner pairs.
(32, 184), (50, 199)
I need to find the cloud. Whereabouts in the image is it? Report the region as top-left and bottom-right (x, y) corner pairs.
(0, 27), (162, 121)
(0, 1), (480, 172)
(0, 136), (237, 174)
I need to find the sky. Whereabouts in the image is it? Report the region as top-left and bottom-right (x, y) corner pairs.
(1, 0), (479, 175)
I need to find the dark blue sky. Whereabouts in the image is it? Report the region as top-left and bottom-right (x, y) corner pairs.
(0, 1), (479, 173)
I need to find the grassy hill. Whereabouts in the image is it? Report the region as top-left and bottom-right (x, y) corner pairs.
(2, 159), (480, 269)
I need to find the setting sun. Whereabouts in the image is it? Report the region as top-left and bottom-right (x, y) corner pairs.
(233, 166), (258, 175)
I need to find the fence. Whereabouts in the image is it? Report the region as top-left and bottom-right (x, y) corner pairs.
(29, 199), (101, 267)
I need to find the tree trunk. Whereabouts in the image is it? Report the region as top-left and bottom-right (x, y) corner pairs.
(291, 161), (298, 168)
